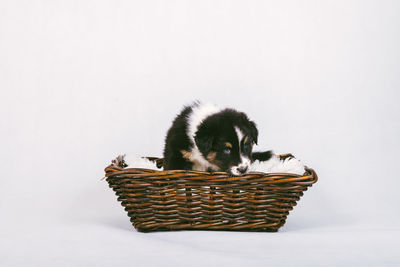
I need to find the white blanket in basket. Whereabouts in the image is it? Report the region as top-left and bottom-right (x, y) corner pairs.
(122, 154), (305, 175)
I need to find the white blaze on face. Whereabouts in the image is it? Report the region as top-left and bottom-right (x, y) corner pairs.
(230, 126), (251, 175)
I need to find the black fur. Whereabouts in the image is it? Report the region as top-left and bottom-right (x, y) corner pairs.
(163, 103), (272, 174)
(252, 151), (273, 161)
(163, 105), (194, 170)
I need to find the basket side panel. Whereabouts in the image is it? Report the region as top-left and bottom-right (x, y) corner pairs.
(105, 168), (317, 232)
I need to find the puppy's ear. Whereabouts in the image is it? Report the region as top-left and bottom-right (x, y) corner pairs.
(194, 128), (214, 155)
(237, 112), (258, 145)
(247, 120), (258, 145)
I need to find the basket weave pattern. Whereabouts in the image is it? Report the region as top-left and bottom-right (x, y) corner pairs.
(105, 154), (317, 232)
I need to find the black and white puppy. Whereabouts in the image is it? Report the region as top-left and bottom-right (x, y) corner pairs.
(163, 102), (272, 175)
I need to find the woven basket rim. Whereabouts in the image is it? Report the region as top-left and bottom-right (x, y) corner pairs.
(104, 154), (318, 185)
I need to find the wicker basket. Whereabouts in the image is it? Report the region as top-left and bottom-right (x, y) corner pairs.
(104, 154), (318, 232)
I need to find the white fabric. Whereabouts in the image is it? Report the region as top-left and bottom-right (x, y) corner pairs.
(249, 155), (305, 175)
(123, 155), (163, 170)
(123, 154), (305, 175)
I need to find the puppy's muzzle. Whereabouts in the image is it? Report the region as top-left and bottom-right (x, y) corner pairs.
(238, 166), (248, 174)
(229, 165), (249, 176)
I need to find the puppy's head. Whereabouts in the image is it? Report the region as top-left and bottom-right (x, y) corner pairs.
(194, 109), (258, 175)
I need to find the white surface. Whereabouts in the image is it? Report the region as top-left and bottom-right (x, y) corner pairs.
(1, 1), (400, 266)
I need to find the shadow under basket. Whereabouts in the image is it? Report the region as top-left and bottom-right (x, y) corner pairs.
(104, 154), (318, 232)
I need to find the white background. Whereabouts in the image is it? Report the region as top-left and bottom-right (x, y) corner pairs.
(1, 0), (399, 266)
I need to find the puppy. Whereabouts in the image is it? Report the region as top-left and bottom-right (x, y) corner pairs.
(163, 102), (272, 175)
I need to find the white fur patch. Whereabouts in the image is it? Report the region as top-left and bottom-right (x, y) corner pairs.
(187, 103), (220, 142)
(231, 126), (251, 175)
(185, 103), (221, 171)
(235, 126), (244, 145)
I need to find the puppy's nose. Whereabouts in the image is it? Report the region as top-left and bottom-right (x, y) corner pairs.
(238, 166), (248, 174)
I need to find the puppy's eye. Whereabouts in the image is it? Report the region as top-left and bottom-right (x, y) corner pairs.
(223, 148), (231, 154)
